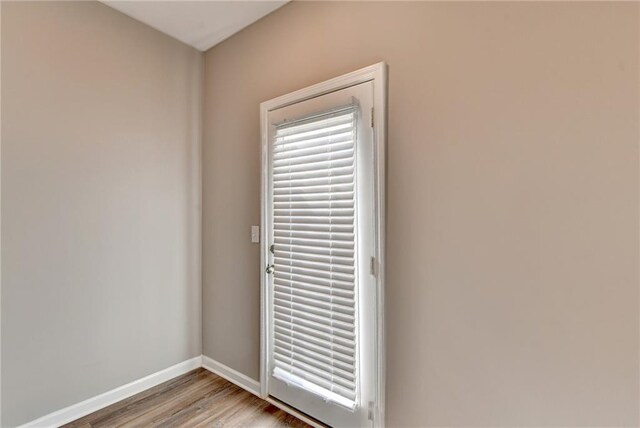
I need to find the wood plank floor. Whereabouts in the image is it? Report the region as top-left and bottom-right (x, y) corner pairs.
(64, 368), (311, 428)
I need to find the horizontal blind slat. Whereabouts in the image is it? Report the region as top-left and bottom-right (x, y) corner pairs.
(277, 116), (353, 140)
(274, 208), (354, 217)
(274, 137), (354, 159)
(274, 250), (354, 266)
(273, 165), (354, 181)
(273, 227), (354, 237)
(275, 257), (354, 276)
(273, 350), (355, 386)
(274, 203), (354, 211)
(273, 364), (356, 401)
(275, 246), (354, 258)
(275, 231), (355, 241)
(273, 332), (355, 365)
(273, 327), (355, 359)
(273, 149), (353, 168)
(274, 318), (355, 348)
(274, 291), (354, 315)
(275, 272), (355, 292)
(273, 302), (355, 332)
(273, 183), (354, 195)
(273, 190), (354, 202)
(275, 265), (354, 282)
(273, 157), (353, 174)
(273, 174), (354, 189)
(274, 280), (354, 306)
(273, 339), (354, 372)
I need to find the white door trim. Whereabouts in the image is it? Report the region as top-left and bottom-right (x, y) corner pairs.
(259, 62), (387, 427)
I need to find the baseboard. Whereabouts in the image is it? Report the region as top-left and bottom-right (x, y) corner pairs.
(201, 355), (323, 428)
(18, 356), (202, 428)
(201, 355), (261, 397)
(18, 355), (322, 428)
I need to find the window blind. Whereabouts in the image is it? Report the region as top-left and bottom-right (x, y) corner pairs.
(271, 107), (359, 409)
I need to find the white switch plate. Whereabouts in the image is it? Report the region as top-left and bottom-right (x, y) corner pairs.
(251, 225), (260, 243)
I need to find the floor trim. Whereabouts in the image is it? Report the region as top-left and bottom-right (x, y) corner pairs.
(200, 356), (324, 428)
(19, 355), (322, 428)
(201, 354), (261, 397)
(17, 356), (202, 428)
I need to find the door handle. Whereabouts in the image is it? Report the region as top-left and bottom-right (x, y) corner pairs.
(266, 264), (275, 274)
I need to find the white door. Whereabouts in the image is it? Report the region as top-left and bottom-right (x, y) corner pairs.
(263, 81), (376, 427)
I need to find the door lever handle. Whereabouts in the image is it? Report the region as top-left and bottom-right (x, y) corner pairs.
(266, 264), (275, 274)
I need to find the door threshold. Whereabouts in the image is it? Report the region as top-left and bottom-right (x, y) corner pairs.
(265, 396), (329, 428)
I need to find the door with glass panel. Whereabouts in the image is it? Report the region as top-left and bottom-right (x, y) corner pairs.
(263, 81), (376, 427)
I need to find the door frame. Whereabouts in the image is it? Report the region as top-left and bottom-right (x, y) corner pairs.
(259, 62), (387, 427)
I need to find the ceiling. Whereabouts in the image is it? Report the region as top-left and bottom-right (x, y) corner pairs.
(101, 1), (288, 51)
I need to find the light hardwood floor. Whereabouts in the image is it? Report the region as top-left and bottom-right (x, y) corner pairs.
(64, 368), (311, 428)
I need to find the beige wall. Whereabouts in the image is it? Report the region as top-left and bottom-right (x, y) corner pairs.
(1, 2), (202, 426)
(202, 2), (639, 426)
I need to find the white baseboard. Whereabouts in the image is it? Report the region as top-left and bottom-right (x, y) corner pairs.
(18, 355), (322, 428)
(201, 355), (261, 397)
(200, 356), (323, 428)
(18, 356), (202, 428)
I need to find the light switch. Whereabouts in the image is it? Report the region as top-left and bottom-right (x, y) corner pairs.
(251, 225), (260, 243)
